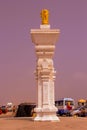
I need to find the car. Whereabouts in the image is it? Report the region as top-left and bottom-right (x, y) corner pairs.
(0, 108), (2, 114)
(6, 103), (13, 112)
(70, 105), (87, 117)
(1, 106), (8, 114)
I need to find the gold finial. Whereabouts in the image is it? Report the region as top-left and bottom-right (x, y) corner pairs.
(40, 9), (49, 25)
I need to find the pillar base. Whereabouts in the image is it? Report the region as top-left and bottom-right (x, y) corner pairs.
(34, 107), (60, 122)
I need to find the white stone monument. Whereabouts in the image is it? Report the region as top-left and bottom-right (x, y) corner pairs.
(31, 9), (60, 121)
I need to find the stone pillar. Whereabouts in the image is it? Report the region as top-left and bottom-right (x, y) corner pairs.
(30, 9), (60, 121)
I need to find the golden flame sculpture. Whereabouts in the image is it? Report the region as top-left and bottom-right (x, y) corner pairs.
(40, 9), (49, 25)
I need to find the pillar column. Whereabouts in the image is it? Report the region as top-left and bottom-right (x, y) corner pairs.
(30, 9), (60, 121)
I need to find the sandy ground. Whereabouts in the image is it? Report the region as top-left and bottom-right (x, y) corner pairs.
(0, 113), (87, 130)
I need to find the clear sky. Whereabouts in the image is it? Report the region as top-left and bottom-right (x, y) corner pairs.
(0, 0), (87, 105)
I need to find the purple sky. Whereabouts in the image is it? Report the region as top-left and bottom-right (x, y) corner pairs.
(0, 0), (87, 105)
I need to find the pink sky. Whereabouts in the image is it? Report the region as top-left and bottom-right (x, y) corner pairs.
(0, 0), (87, 105)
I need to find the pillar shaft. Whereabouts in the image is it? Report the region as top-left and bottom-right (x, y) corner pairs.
(31, 26), (60, 121)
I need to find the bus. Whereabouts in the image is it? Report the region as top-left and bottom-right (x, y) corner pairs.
(55, 98), (75, 116)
